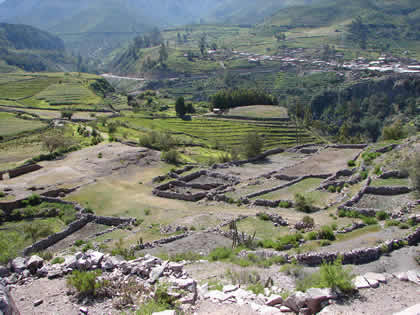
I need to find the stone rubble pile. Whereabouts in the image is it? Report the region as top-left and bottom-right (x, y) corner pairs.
(1, 252), (199, 313)
(199, 284), (337, 314)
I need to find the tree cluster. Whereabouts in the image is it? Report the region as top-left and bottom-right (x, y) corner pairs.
(210, 89), (278, 110)
(175, 96), (195, 117)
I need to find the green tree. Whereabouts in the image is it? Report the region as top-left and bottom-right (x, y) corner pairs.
(159, 43), (168, 63)
(199, 34), (207, 56)
(348, 16), (368, 49)
(243, 132), (263, 158)
(175, 96), (187, 117)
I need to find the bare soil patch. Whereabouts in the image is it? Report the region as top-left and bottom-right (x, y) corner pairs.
(0, 143), (159, 199)
(216, 152), (305, 180)
(281, 148), (362, 176)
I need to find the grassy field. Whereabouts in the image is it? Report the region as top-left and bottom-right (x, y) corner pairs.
(226, 105), (288, 119)
(0, 112), (46, 137)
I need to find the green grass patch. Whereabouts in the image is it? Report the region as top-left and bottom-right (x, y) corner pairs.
(0, 112), (46, 137)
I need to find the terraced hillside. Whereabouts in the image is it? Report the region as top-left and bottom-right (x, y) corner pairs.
(115, 115), (318, 150)
(0, 72), (117, 111)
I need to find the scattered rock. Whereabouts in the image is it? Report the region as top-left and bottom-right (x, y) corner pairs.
(279, 305), (293, 313)
(352, 276), (370, 289)
(152, 311), (176, 315)
(393, 303), (420, 315)
(284, 291), (307, 313)
(0, 266), (10, 278)
(223, 285), (239, 293)
(266, 294), (284, 307)
(80, 306), (88, 314)
(33, 299), (43, 307)
(406, 270), (420, 285)
(364, 272), (386, 283)
(305, 288), (334, 314)
(205, 290), (233, 302)
(149, 262), (168, 284)
(10, 257), (26, 273)
(394, 272), (409, 282)
(26, 255), (44, 274)
(0, 282), (19, 315)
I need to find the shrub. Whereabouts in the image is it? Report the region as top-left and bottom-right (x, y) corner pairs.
(139, 131), (175, 151)
(144, 209), (151, 216)
(208, 247), (233, 261)
(294, 193), (315, 213)
(278, 200), (292, 208)
(247, 283), (265, 295)
(97, 153), (103, 158)
(399, 223), (410, 229)
(318, 226), (336, 241)
(362, 216), (378, 225)
(243, 132), (263, 159)
(0, 191), (5, 198)
(74, 240), (86, 247)
(67, 270), (106, 297)
(327, 185), (337, 193)
(376, 211), (389, 221)
(385, 220), (400, 227)
(374, 165), (382, 176)
(382, 120), (406, 140)
(305, 231), (318, 241)
(111, 238), (136, 260)
(296, 257), (354, 293)
(82, 242), (94, 253)
(347, 160), (356, 167)
(22, 194), (41, 207)
(320, 240), (331, 247)
(360, 170), (368, 180)
(51, 257), (65, 264)
(302, 215), (315, 227)
(23, 221), (53, 242)
(37, 251), (53, 261)
(257, 213), (270, 221)
(161, 149), (180, 164)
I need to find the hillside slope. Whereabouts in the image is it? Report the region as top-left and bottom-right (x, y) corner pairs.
(0, 23), (75, 72)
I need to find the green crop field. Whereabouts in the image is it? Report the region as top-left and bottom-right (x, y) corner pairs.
(0, 112), (46, 137)
(227, 105), (289, 118)
(0, 76), (59, 100)
(30, 82), (102, 107)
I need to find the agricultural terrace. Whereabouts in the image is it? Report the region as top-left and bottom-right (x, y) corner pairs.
(111, 115), (317, 150)
(0, 112), (46, 137)
(0, 72), (114, 110)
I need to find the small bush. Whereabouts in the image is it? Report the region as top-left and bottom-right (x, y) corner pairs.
(82, 242), (94, 253)
(144, 209), (151, 216)
(305, 231), (318, 241)
(360, 170), (368, 180)
(161, 149), (181, 164)
(67, 270), (106, 297)
(376, 211), (389, 221)
(97, 153), (103, 158)
(111, 238), (136, 260)
(362, 216), (378, 225)
(208, 247), (233, 261)
(0, 191), (5, 198)
(257, 213), (270, 221)
(399, 223), (410, 229)
(74, 240), (86, 247)
(51, 257), (65, 265)
(318, 226), (336, 241)
(320, 240), (331, 247)
(347, 160), (356, 167)
(296, 257), (354, 293)
(247, 283), (265, 295)
(37, 251), (53, 261)
(302, 215), (315, 227)
(374, 165), (382, 175)
(22, 194), (41, 207)
(327, 186), (337, 193)
(294, 193), (315, 213)
(278, 200), (292, 208)
(385, 220), (400, 227)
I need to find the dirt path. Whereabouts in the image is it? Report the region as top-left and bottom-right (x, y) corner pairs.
(11, 278), (115, 315)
